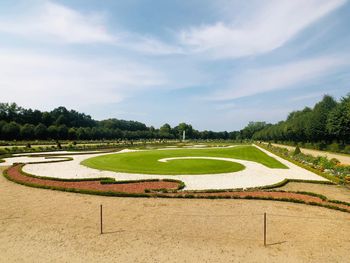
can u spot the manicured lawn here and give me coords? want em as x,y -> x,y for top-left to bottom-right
82,145 -> 287,175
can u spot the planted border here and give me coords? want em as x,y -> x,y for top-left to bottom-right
2,164 -> 349,213
258,144 -> 341,183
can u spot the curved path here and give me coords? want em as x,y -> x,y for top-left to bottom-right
0,145 -> 327,190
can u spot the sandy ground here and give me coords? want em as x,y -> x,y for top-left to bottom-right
276,182 -> 350,203
1,167 -> 349,263
15,145 -> 326,190
271,143 -> 350,165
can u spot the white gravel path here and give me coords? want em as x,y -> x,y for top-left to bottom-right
0,156 -> 69,166
12,150 -> 100,156
4,145 -> 328,190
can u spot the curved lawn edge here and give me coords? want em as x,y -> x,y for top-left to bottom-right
81,145 -> 287,175
3,164 -> 349,213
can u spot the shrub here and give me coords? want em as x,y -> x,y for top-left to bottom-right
314,142 -> 326,151
327,143 -> 341,153
0,148 -> 7,155
318,156 -> 335,170
304,143 -> 313,149
293,145 -> 301,155
56,141 -> 62,149
330,158 -> 340,165
343,145 -> 350,154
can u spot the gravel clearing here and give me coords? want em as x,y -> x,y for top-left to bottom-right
8,145 -> 327,190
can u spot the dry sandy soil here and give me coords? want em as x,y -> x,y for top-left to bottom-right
1,167 -> 350,263
271,143 -> 350,165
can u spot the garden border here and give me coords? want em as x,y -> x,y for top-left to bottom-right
2,164 -> 349,213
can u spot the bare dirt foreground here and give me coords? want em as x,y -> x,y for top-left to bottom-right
1,168 -> 350,263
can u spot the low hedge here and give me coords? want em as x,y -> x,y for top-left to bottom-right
169,193 -> 349,213
100,177 -> 185,191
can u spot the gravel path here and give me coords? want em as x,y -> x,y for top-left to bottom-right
7,145 -> 327,190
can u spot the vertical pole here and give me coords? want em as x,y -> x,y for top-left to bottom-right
264,212 -> 266,246
100,204 -> 103,235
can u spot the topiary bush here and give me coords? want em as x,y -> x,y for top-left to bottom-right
293,145 -> 301,155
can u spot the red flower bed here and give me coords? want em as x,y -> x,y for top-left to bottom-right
4,164 -> 350,213
6,165 -> 179,194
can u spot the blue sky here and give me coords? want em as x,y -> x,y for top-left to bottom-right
0,0 -> 349,131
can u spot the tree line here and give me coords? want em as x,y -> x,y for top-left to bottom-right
0,103 -> 237,141
240,94 -> 350,145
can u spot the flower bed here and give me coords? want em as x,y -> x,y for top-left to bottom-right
260,143 -> 350,183
3,164 -> 350,213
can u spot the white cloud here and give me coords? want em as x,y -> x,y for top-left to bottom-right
0,49 -> 166,109
123,36 -> 184,55
0,1 -> 185,55
208,56 -> 348,101
0,2 -> 116,44
179,0 -> 346,58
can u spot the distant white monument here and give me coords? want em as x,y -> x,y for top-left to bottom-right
182,130 -> 186,141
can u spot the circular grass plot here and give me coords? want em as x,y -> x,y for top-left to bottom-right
82,150 -> 245,175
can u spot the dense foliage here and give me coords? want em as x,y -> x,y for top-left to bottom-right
241,94 -> 350,146
0,103 -> 236,141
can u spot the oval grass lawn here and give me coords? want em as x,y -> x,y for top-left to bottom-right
82,145 -> 287,175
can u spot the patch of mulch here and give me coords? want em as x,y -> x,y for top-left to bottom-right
6,165 -> 179,194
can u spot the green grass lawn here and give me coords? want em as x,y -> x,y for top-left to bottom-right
82,145 -> 287,175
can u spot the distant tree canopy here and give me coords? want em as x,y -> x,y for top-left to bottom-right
2,93 -> 349,143
0,103 -> 235,141
244,94 -> 350,144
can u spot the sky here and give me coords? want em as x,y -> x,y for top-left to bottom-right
0,0 -> 349,131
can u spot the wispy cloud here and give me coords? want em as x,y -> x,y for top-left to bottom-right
117,34 -> 185,56
0,1 -> 184,55
179,0 -> 346,58
0,49 -> 166,109
208,56 -> 349,101
0,2 -> 116,44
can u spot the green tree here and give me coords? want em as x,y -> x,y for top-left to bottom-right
34,123 -> 48,139
307,95 -> 337,142
2,121 -> 20,140
47,125 -> 59,139
327,94 -> 350,144
159,123 -> 172,138
68,128 -> 77,140
20,124 -> 35,140
57,125 -> 68,139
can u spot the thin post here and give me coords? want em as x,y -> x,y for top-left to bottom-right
100,204 -> 103,235
264,212 -> 267,246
